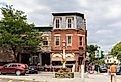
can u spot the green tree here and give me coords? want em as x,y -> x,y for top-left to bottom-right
99,58 -> 105,64
117,51 -> 121,61
87,45 -> 98,64
0,5 -> 42,62
87,45 -> 105,64
110,42 -> 121,61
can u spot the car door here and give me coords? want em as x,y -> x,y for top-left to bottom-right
11,64 -> 18,73
7,64 -> 14,73
2,64 -> 11,73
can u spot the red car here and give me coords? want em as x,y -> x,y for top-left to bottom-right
0,63 -> 28,76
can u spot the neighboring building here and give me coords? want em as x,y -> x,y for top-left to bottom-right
17,26 -> 53,65
36,26 -> 53,66
105,55 -> 120,64
51,12 -> 87,71
0,48 -> 14,65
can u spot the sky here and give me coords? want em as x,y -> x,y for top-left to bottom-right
0,0 -> 121,54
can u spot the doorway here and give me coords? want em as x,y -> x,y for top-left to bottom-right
41,53 -> 50,65
20,53 -> 30,64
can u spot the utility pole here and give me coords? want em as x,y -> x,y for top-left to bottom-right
97,47 -> 101,73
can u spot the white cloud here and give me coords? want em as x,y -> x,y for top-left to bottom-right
96,30 -> 112,35
105,5 -> 121,19
0,0 -> 121,53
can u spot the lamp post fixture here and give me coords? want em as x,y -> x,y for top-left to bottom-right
62,40 -> 66,68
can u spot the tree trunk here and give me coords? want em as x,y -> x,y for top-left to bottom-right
12,46 -> 18,62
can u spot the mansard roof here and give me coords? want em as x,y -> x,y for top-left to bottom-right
52,12 -> 84,19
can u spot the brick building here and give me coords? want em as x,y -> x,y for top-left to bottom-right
51,12 -> 87,71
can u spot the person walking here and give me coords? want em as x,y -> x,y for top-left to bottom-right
109,62 -> 117,82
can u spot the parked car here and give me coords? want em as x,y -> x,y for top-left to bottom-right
0,63 -> 28,76
116,64 -> 121,75
99,64 -> 107,73
28,65 -> 38,74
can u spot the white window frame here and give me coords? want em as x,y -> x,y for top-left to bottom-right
54,17 -> 61,29
42,36 -> 49,46
66,34 -> 72,46
66,17 -> 73,29
54,36 -> 60,47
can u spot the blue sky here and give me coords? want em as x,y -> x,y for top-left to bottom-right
1,0 -> 121,54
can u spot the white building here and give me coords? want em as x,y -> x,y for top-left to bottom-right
105,55 -> 120,64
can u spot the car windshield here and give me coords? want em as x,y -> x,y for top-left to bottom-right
3,64 -> 9,67
100,65 -> 107,68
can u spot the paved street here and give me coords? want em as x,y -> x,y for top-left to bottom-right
0,72 -> 120,82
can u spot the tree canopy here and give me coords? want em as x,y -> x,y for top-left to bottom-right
110,42 -> 121,61
87,45 -> 104,64
0,5 -> 42,62
87,45 -> 98,64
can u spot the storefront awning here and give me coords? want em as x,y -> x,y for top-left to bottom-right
51,54 -> 62,61
51,53 -> 76,61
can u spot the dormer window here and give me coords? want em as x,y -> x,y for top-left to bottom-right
66,17 -> 74,28
56,19 -> 59,28
68,18 -> 72,28
54,17 -> 61,29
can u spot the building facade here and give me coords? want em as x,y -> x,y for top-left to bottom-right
36,27 -> 53,66
51,12 -> 87,71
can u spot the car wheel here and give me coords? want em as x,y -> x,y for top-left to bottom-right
36,71 -> 38,74
15,70 -> 21,76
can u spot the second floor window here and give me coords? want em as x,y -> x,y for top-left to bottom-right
55,36 -> 60,46
43,41 -> 48,46
43,37 -> 48,46
67,36 -> 72,46
79,36 -> 83,46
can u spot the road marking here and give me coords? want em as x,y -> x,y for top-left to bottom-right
8,80 -> 12,82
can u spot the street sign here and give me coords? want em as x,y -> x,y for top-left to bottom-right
95,51 -> 98,58
95,47 -> 102,58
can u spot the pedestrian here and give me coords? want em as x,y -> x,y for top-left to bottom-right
109,62 -> 117,82
86,64 -> 89,73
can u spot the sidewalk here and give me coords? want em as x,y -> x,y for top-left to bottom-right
0,72 -> 120,82
86,73 -> 121,82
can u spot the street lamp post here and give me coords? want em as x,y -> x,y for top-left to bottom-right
97,47 -> 101,73
95,47 -> 101,73
62,40 -> 66,68
79,47 -> 85,82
